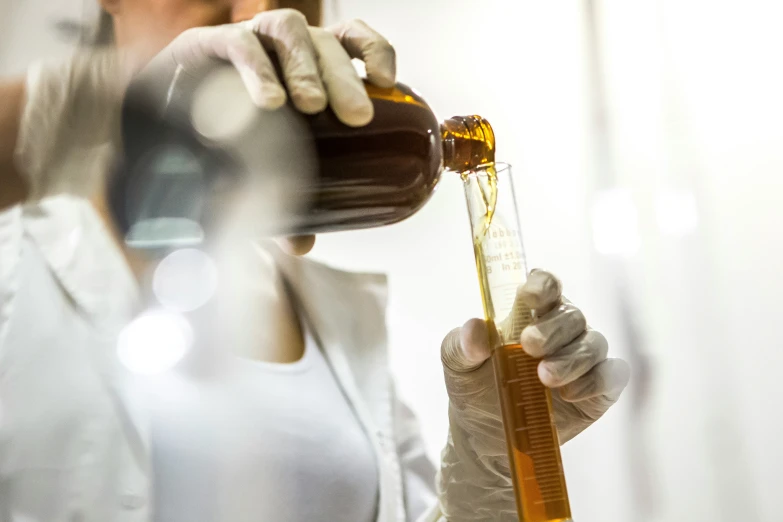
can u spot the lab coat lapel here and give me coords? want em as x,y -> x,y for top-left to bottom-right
22,196 -> 151,474
273,249 -> 405,522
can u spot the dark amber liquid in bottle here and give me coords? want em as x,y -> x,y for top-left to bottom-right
294,83 -> 444,233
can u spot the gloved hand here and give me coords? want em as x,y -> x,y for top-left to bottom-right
15,10 -> 395,199
136,10 -> 395,125
436,270 -> 630,520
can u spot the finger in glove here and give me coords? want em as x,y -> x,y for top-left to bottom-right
519,302 -> 586,358
307,27 -> 373,126
441,319 -> 492,374
516,269 -> 563,317
558,357 -> 630,402
327,19 -> 396,88
537,329 -> 609,388
247,10 -> 327,113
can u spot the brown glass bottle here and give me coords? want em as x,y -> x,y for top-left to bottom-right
293,84 -> 496,233
110,68 -> 496,244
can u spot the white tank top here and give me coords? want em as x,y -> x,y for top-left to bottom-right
143,323 -> 379,522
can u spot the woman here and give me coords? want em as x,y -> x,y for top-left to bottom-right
0,1 -> 630,521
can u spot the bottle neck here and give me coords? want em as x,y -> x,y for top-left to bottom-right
440,116 -> 496,172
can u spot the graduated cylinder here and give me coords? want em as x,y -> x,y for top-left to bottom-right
461,160 -> 573,522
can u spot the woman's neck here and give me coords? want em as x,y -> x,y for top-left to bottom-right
209,241 -> 305,364
92,195 -> 305,365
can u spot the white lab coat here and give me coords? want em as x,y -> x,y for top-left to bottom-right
0,196 -> 445,522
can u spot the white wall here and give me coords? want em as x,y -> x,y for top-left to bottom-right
4,0 -> 783,520
0,0 -> 92,75
596,2 -> 783,521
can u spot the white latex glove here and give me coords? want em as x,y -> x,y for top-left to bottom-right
137,11 -> 395,125
436,270 -> 630,520
15,10 -> 395,198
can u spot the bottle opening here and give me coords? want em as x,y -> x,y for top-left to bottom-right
440,116 -> 496,172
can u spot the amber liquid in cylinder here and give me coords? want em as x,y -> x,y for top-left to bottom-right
466,161 -> 572,520
493,341 -> 572,521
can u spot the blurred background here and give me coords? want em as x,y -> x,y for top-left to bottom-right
3,0 -> 782,520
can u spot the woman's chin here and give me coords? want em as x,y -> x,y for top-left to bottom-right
275,235 -> 316,256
